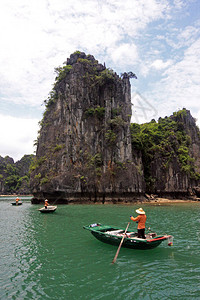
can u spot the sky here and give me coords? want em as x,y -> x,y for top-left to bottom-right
0,0 -> 199,162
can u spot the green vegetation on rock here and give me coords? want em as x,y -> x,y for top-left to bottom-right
130,108 -> 200,190
0,155 -> 35,194
54,65 -> 72,83
85,106 -> 105,119
95,69 -> 115,86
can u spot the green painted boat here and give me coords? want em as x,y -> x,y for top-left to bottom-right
83,223 -> 173,250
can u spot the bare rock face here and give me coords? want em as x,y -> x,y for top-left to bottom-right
30,52 -> 145,203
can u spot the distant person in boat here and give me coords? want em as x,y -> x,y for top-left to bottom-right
44,199 -> 49,209
16,197 -> 20,205
130,208 -> 147,239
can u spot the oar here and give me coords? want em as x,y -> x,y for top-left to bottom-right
112,222 -> 130,264
52,195 -> 62,206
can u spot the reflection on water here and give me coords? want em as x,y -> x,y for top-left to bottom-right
0,200 -> 200,299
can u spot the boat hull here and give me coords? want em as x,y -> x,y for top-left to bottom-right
84,224 -> 172,250
11,202 -> 22,206
91,231 -> 163,249
39,206 -> 57,213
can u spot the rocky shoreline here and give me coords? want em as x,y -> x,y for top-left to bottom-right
30,192 -> 200,204
1,194 -> 199,204
144,197 -> 200,204
143,193 -> 200,204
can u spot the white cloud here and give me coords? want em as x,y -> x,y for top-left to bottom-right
141,38 -> 200,126
162,38 -> 200,95
166,25 -> 200,50
151,59 -> 173,70
0,0 -> 199,159
0,115 -> 39,162
0,0 -> 171,106
173,0 -> 186,9
108,43 -> 138,67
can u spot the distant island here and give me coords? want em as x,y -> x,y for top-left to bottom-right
0,154 -> 34,195
1,51 -> 200,202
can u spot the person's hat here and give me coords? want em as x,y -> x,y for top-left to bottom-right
135,208 -> 145,214
45,199 -> 48,202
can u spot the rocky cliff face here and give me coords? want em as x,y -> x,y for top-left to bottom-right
30,52 -> 145,203
142,109 -> 200,197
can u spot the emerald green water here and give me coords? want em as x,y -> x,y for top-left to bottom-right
0,197 -> 200,299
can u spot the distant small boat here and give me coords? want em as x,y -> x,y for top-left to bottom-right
38,206 -> 57,213
83,223 -> 173,250
11,202 -> 23,206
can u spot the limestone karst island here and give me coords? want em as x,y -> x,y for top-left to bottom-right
28,51 -> 200,204
1,51 -> 200,203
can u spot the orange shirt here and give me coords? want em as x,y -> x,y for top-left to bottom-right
131,214 -> 146,229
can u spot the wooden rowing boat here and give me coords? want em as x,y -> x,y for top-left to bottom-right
83,223 -> 173,250
38,206 -> 57,213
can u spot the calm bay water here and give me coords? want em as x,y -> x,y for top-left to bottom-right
0,197 -> 200,299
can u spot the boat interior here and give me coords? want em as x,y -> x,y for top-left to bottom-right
105,229 -> 157,239
88,224 -> 158,240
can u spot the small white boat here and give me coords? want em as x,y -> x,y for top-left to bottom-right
38,206 -> 57,213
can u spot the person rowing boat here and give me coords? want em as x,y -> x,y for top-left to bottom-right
130,208 -> 147,239
44,199 -> 49,209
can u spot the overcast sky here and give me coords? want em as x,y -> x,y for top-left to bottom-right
0,0 -> 199,161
